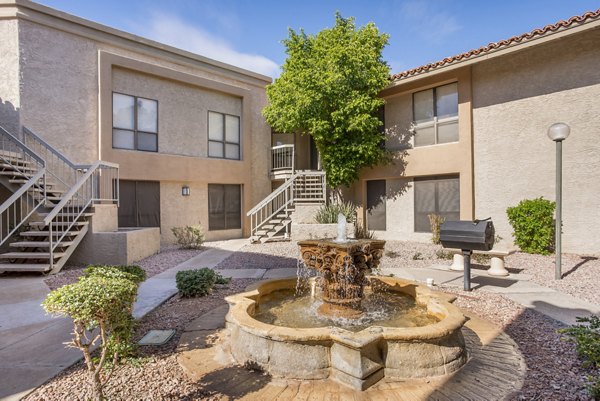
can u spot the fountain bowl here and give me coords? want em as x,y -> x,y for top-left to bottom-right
225,276 -> 468,390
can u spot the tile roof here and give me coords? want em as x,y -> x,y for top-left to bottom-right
391,9 -> 600,82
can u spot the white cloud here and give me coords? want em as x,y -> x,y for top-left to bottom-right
139,12 -> 279,78
400,0 -> 461,44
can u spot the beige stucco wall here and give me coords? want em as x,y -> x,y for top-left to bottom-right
0,18 -> 20,134
4,5 -> 271,243
472,28 -> 600,253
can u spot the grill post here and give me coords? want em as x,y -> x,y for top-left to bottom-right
463,250 -> 473,291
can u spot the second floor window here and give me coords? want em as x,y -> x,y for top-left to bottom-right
208,111 -> 240,160
112,93 -> 158,152
412,83 -> 458,147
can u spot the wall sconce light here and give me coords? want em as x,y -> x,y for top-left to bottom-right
182,185 -> 190,196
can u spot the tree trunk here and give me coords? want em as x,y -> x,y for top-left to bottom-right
90,371 -> 104,401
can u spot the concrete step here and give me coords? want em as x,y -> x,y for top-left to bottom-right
0,263 -> 50,272
28,221 -> 89,228
37,212 -> 93,218
20,230 -> 81,237
10,241 -> 74,248
0,252 -> 65,259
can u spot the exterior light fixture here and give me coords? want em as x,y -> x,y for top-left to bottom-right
547,122 -> 570,280
182,185 -> 190,196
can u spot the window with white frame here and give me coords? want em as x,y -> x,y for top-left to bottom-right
208,111 -> 240,160
112,93 -> 158,152
412,83 -> 458,147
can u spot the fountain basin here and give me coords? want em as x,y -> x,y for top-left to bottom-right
225,277 -> 468,390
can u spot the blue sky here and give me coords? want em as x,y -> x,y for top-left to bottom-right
39,0 -> 600,78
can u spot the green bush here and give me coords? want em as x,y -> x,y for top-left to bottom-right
428,214 -> 445,245
84,264 -> 146,285
506,197 -> 555,255
176,268 -> 230,297
315,201 -> 356,224
171,224 -> 205,249
560,315 -> 600,399
43,275 -> 138,400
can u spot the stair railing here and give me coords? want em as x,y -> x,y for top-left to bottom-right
0,126 -> 47,246
247,171 -> 326,238
44,160 -> 119,270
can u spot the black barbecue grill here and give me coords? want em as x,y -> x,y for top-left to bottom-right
440,219 -> 495,291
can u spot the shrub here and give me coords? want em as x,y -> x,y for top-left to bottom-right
176,268 -> 230,297
560,315 -> 600,399
506,197 -> 555,255
428,214 -> 445,245
84,264 -> 146,285
42,275 -> 138,400
435,249 -> 453,260
315,201 -> 356,224
412,252 -> 423,260
354,223 -> 375,239
171,224 -> 205,249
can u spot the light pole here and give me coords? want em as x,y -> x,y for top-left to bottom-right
547,122 -> 570,280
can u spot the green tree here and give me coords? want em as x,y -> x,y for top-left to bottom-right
263,13 -> 390,188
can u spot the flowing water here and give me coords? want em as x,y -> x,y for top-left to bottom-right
253,287 -> 439,332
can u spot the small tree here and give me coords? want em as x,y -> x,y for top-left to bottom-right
428,214 -> 445,245
506,197 -> 555,255
42,275 -> 138,400
263,13 -> 390,188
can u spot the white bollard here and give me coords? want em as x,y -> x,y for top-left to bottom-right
487,257 -> 509,276
450,253 -> 464,271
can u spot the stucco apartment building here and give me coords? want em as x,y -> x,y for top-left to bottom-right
352,10 -> 600,254
0,0 -> 272,252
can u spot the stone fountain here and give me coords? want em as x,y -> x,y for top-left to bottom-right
225,214 -> 468,390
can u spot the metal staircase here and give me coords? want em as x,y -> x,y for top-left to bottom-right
0,126 -> 118,274
247,171 -> 326,243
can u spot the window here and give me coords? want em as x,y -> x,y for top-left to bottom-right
112,93 -> 158,152
208,111 -> 240,159
118,180 -> 160,227
208,184 -> 242,230
412,83 -> 458,147
366,180 -> 386,230
414,176 -> 459,232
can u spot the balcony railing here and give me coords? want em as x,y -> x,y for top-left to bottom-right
271,144 -> 294,174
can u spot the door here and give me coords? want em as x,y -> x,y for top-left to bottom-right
366,180 -> 386,231
118,180 -> 160,227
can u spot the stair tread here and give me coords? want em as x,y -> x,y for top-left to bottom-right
0,252 -> 65,258
37,212 -> 93,217
20,231 -> 82,237
0,163 -> 37,171
10,241 -> 74,248
0,263 -> 51,272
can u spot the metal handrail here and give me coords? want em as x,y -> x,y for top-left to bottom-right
271,144 -> 295,172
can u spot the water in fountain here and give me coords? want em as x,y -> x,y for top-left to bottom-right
334,213 -> 347,243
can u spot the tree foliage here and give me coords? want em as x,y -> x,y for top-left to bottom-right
263,13 -> 390,187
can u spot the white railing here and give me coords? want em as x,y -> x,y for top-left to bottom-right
0,126 -> 47,246
247,171 -> 326,238
271,144 -> 294,173
45,160 -> 119,269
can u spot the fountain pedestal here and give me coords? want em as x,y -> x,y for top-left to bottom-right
298,239 -> 386,318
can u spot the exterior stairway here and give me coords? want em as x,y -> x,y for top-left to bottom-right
0,126 -> 118,274
248,171 -> 326,243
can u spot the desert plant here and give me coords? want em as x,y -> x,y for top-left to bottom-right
435,249 -> 453,260
428,214 -> 446,245
315,201 -> 356,224
175,268 -> 230,297
354,222 -> 375,239
42,275 -> 138,400
560,315 -> 600,399
412,252 -> 424,260
171,224 -> 205,249
506,197 -> 555,255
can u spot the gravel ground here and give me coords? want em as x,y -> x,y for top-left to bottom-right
44,245 -> 206,290
25,279 -> 255,401
214,241 -> 299,270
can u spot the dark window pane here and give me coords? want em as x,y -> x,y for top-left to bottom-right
366,180 -> 386,231
209,184 -> 241,230
414,176 -> 460,232
118,180 -> 160,228
208,184 -> 225,230
138,132 -> 158,152
118,180 -> 137,227
224,185 -> 241,229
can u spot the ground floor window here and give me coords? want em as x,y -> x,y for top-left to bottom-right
366,179 -> 386,231
414,175 -> 459,232
208,184 -> 241,230
118,180 -> 160,227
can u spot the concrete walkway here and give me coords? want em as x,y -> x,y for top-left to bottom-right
0,239 -> 248,401
380,264 -> 600,325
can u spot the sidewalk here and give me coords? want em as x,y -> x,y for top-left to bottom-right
0,239 -> 248,401
380,264 -> 600,325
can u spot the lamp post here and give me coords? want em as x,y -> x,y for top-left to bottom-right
547,122 -> 570,280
